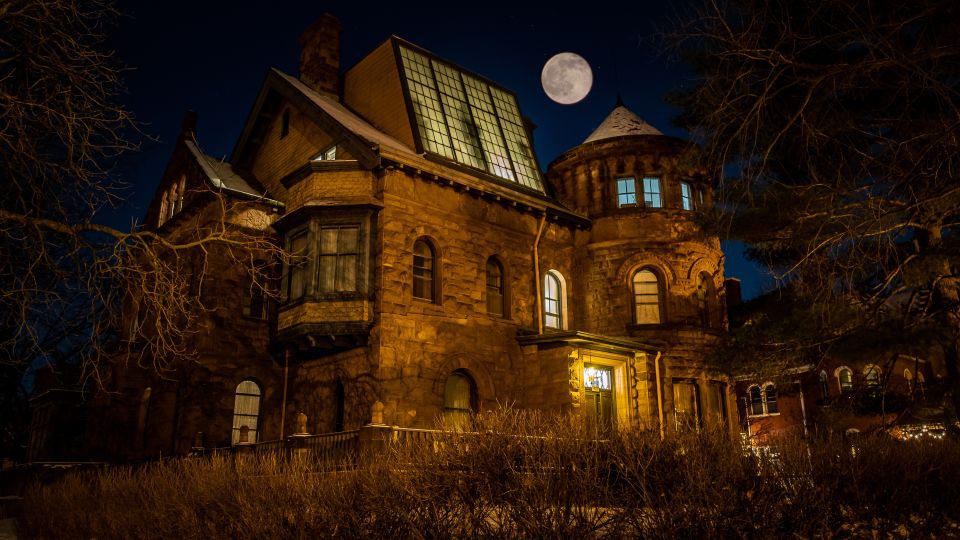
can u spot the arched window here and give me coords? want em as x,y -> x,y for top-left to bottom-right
543,271 -> 565,329
863,365 -> 881,387
158,192 -> 169,227
819,370 -> 830,399
413,239 -> 436,302
486,258 -> 504,316
747,383 -> 779,416
917,372 -> 925,396
696,272 -> 712,327
632,269 -> 661,324
837,367 -> 853,394
232,380 -> 262,445
443,371 -> 476,430
904,369 -> 913,392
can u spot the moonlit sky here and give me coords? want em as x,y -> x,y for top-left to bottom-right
109,0 -> 769,298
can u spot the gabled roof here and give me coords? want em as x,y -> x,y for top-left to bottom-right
583,105 -> 663,143
184,140 -> 279,204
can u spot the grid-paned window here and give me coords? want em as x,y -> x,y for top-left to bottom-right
750,386 -> 764,415
681,182 -> 693,210
748,384 -> 779,415
287,231 -> 309,300
632,269 -> 661,324
318,225 -> 359,293
486,258 -> 504,316
617,177 -> 637,207
398,44 -> 544,192
543,272 -> 563,329
838,367 -> 853,393
413,239 -> 435,301
232,380 -> 261,445
643,177 -> 662,208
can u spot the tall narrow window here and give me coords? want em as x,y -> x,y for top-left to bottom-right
232,380 -> 262,445
820,370 -> 830,399
673,380 -> 700,431
413,239 -> 436,302
697,273 -> 711,327
543,271 -> 563,329
158,193 -> 169,227
837,367 -> 853,394
176,177 -> 186,213
904,369 -> 913,392
681,182 -> 693,210
748,384 -> 779,415
749,385 -> 764,415
764,384 -> 778,414
486,258 -> 504,316
642,177 -> 662,208
616,177 -> 637,207
632,269 -> 661,324
705,382 -> 727,427
318,225 -> 360,293
280,109 -> 290,139
443,371 -> 476,430
242,283 -> 267,319
287,231 -> 309,300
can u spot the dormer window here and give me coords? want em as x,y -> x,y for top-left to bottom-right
313,145 -> 337,161
616,177 -> 637,207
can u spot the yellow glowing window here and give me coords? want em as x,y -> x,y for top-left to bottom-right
398,44 -> 544,193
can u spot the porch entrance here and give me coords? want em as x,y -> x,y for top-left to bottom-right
584,365 -> 615,436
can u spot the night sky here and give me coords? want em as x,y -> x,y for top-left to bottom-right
109,0 -> 768,298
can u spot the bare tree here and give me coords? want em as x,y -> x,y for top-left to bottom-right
0,0 -> 286,460
668,0 -> 960,414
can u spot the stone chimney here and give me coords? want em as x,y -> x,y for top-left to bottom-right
298,14 -> 341,98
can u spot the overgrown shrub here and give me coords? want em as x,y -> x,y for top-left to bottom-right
18,409 -> 960,539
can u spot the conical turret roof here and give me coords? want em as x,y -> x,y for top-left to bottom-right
583,101 -> 662,143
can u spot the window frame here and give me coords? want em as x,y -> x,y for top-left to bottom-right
286,228 -> 310,301
836,366 -> 854,394
673,379 -> 701,431
443,370 -> 477,430
485,257 -> 506,317
543,270 -> 566,330
413,238 -> 438,303
317,223 -> 361,294
616,177 -> 638,207
631,268 -> 663,325
681,181 -> 693,210
746,382 -> 780,417
232,379 -> 262,445
642,176 -> 662,208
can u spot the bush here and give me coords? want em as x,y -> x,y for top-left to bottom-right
18,409 -> 960,539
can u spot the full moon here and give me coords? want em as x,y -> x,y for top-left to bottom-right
541,52 -> 593,105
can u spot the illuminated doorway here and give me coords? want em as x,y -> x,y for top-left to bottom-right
584,365 -> 615,436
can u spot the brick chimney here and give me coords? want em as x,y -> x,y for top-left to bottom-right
298,14 -> 341,98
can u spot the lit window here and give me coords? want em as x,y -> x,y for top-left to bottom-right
632,269 -> 661,324
397,44 -> 544,192
584,366 -> 612,390
543,271 -> 564,329
904,369 -> 913,392
313,146 -> 337,161
616,177 -> 637,207
443,371 -> 476,430
673,380 -> 700,431
485,258 -> 504,316
747,383 -> 779,416
232,380 -> 262,445
318,225 -> 360,293
837,367 -> 853,393
413,239 -> 436,302
642,177 -> 662,208
863,365 -> 881,387
681,182 -> 693,210
287,231 -> 309,300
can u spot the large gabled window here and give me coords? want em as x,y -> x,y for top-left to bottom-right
397,43 -> 544,192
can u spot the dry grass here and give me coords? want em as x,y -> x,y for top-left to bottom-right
18,409 -> 960,539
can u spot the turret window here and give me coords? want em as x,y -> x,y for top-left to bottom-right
642,177 -> 662,208
681,182 -> 693,210
616,177 -> 637,207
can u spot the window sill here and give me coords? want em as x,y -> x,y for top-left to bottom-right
747,412 -> 780,418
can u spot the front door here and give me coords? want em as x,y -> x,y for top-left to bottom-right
584,365 -> 615,436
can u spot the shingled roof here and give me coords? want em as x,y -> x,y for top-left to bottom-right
583,104 -> 663,143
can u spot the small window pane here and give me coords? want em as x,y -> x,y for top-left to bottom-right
543,272 -> 562,329
486,259 -> 504,316
765,385 -> 778,414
